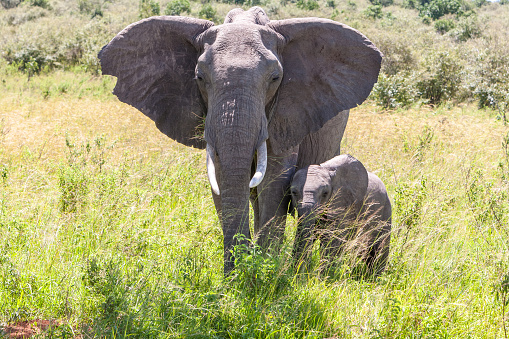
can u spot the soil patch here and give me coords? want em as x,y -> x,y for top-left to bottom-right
2,320 -> 59,339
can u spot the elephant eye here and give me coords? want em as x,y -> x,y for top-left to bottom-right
322,191 -> 329,198
195,70 -> 204,81
270,72 -> 280,82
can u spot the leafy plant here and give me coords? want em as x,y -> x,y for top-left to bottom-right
230,234 -> 292,301
139,0 -> 160,19
164,0 -> 191,15
417,51 -> 463,105
434,18 -> 455,33
369,0 -> 393,6
364,4 -> 383,19
296,0 -> 319,10
450,14 -> 482,41
199,3 -> 216,21
371,73 -> 417,109
29,0 -> 50,9
419,0 -> 463,20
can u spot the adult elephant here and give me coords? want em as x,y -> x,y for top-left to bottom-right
98,7 -> 382,274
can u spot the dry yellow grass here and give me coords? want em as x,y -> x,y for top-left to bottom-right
0,96 -> 201,163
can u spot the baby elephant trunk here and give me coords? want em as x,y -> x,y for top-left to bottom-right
293,203 -> 320,264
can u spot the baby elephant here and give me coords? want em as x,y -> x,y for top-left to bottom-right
290,154 -> 391,275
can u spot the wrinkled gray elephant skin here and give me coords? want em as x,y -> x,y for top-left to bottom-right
98,7 -> 382,274
290,154 -> 391,275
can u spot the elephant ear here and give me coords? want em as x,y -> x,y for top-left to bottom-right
322,155 -> 369,217
267,18 -> 382,154
98,16 -> 214,149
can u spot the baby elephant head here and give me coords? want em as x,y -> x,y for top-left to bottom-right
290,155 -> 369,260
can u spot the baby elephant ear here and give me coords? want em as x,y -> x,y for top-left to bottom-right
99,16 -> 214,149
322,154 -> 369,204
267,18 -> 382,154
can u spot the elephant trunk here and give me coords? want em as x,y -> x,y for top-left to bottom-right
207,141 -> 267,196
205,92 -> 268,274
294,204 -> 319,264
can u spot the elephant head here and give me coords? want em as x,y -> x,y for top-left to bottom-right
290,154 -> 369,261
98,7 -> 382,273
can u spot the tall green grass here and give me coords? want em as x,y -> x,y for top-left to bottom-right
1,75 -> 509,336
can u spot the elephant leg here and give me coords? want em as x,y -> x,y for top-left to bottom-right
365,220 -> 391,276
254,144 -> 298,248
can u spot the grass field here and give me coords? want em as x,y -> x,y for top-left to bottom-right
0,70 -> 508,337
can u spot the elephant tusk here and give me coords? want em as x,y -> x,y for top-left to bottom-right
249,140 -> 267,188
206,144 -> 220,196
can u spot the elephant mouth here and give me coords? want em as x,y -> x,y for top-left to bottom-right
206,140 -> 268,196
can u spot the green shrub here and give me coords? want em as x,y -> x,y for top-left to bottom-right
417,52 -> 463,105
364,4 -> 383,19
29,0 -> 50,9
139,0 -> 160,19
3,47 -> 52,75
419,0 -> 462,20
164,0 -> 191,15
369,0 -> 393,6
450,14 -> 482,41
326,0 -> 335,8
78,0 -> 104,18
296,0 -> 319,10
4,7 -> 48,26
371,73 -> 417,109
434,18 -> 455,34
59,165 -> 88,213
394,177 -> 427,230
199,4 -> 217,21
471,52 -> 509,112
473,0 -> 486,7
230,236 -> 292,301
373,35 -> 415,75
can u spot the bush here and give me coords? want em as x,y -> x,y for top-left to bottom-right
199,4 -> 216,21
78,0 -> 104,18
419,0 -> 463,20
416,52 -> 463,105
139,0 -> 160,19
4,7 -> 47,26
29,0 -> 50,9
470,52 -> 509,111
450,14 -> 482,41
164,0 -> 191,15
369,0 -> 393,6
434,18 -> 455,34
371,73 -> 417,109
3,47 -> 53,76
296,0 -> 319,10
373,34 -> 415,75
364,4 -> 383,19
